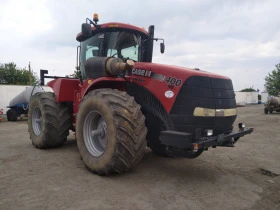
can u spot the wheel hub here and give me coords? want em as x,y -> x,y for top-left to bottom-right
83,111 -> 108,157
32,107 -> 42,136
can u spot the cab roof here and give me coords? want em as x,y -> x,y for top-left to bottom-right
76,22 -> 149,42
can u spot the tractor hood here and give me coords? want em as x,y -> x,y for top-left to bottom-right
133,62 -> 229,81
126,62 -> 234,114
128,62 -> 236,134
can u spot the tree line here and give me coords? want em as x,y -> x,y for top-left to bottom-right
265,63 -> 280,96
1,62 -> 279,96
0,62 -> 37,85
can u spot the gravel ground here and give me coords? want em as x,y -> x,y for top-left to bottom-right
0,104 -> 279,210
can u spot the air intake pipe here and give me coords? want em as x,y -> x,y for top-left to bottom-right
85,57 -> 134,78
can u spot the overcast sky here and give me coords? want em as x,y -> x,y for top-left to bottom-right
0,0 -> 279,91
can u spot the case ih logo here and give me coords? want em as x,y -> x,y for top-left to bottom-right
132,69 -> 152,77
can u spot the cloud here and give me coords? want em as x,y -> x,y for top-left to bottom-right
0,0 -> 279,91
0,0 -> 52,38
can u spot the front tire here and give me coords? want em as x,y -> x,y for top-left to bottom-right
28,92 -> 71,149
264,108 -> 268,114
6,110 -> 11,121
7,109 -> 17,121
76,89 -> 147,175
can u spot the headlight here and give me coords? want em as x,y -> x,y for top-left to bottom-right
205,129 -> 213,136
238,123 -> 245,129
193,108 -> 215,117
194,107 -> 237,117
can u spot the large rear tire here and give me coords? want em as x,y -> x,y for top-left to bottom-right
76,89 -> 147,175
28,92 -> 71,149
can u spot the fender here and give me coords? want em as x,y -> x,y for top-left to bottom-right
75,77 -> 126,114
81,77 -> 126,98
48,77 -> 126,102
48,78 -> 80,102
48,77 -> 126,117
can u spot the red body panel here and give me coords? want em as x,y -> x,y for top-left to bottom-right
126,62 -> 229,113
48,78 -> 80,102
47,64 -> 230,123
81,77 -> 126,97
77,77 -> 125,113
48,77 -> 126,122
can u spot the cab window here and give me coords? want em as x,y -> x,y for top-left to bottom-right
80,33 -> 103,78
106,31 -> 141,61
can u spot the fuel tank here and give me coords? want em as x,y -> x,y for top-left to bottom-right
9,86 -> 45,107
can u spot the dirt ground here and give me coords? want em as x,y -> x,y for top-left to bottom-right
0,105 -> 279,210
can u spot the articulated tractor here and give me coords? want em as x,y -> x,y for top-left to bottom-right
28,14 -> 253,175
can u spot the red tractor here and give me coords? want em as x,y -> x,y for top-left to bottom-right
28,14 -> 253,175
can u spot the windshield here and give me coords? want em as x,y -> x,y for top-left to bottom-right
106,31 -> 142,62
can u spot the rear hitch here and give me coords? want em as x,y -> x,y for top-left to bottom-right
220,137 -> 235,147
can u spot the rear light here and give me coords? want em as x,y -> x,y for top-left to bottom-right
193,143 -> 199,152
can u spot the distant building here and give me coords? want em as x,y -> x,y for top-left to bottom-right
235,91 -> 258,106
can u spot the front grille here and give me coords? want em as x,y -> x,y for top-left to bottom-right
170,76 -> 237,135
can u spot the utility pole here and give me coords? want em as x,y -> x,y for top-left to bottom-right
28,62 -> 31,85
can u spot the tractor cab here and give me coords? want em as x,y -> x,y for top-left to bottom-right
76,14 -> 164,79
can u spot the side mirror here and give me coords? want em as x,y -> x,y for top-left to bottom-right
160,42 -> 165,54
81,23 -> 91,37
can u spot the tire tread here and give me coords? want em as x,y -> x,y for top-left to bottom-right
28,92 -> 71,149
78,89 -> 147,175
